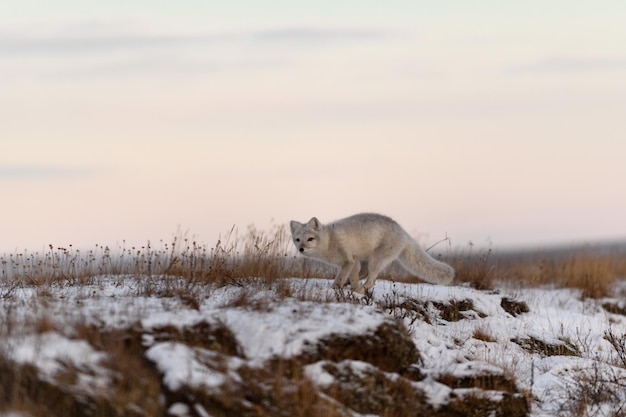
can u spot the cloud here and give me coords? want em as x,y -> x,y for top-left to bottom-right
58,55 -> 284,79
0,26 -> 389,56
0,24 -> 391,79
510,56 -> 626,74
0,33 -> 207,55
0,165 -> 101,180
249,28 -> 387,43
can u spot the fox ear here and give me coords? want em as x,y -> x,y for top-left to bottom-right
307,217 -> 321,230
290,220 -> 303,234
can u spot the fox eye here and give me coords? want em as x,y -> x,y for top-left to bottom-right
296,238 -> 300,242
307,237 -> 314,242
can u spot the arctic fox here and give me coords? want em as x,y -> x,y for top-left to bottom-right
290,213 -> 455,293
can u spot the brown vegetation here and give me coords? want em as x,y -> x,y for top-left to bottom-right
1,228 -> 626,416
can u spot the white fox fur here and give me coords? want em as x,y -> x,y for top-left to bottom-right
290,213 -> 455,293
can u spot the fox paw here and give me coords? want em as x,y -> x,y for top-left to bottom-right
353,286 -> 366,295
332,281 -> 351,290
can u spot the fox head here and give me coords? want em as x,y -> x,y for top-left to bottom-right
290,217 -> 323,257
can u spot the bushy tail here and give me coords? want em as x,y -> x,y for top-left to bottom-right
398,241 -> 455,285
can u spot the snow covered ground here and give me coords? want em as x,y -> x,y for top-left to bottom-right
2,275 -> 626,416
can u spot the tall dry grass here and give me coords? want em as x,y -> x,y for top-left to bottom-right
496,246 -> 626,298
1,226 -> 625,298
0,225 -> 333,290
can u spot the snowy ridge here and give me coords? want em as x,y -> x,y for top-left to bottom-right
2,276 -> 626,416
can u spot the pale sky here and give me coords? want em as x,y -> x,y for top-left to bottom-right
2,1 -> 626,253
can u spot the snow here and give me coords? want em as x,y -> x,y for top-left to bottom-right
9,332 -> 105,374
6,331 -> 110,394
2,275 -> 626,416
220,301 -> 385,363
148,343 -> 226,391
146,342 -> 243,392
303,361 -> 336,388
168,403 -> 190,416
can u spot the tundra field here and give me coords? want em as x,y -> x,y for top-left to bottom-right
1,226 -> 626,417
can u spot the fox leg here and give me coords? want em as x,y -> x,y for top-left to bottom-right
355,256 -> 395,293
348,261 -> 367,289
359,261 -> 369,279
332,261 -> 356,289
348,262 -> 362,288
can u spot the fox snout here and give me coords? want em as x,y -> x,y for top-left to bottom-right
299,247 -> 305,253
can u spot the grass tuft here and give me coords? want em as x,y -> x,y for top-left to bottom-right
496,247 -> 626,298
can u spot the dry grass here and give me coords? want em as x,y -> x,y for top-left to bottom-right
450,245 -> 497,290
2,227 -> 625,299
495,247 -> 626,298
557,360 -> 626,417
445,243 -> 626,299
0,225 -> 333,291
473,326 -> 498,343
